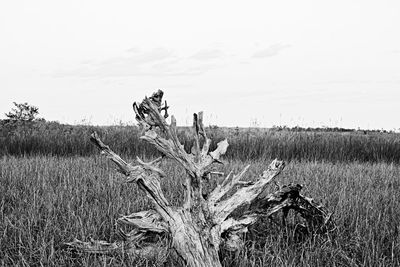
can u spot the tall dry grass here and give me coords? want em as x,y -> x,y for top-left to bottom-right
1,156 -> 399,266
1,120 -> 400,163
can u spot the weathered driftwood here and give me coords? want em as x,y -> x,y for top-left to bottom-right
65,90 -> 334,266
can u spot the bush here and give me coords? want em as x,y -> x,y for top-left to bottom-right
4,102 -> 40,122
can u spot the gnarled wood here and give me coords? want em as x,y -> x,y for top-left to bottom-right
66,90 -> 335,266
117,210 -> 168,234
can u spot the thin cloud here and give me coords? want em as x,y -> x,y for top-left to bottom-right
99,47 -> 175,66
126,47 -> 142,53
252,43 -> 291,58
190,49 -> 225,60
54,47 -> 220,78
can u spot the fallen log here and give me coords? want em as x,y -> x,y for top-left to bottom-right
65,90 -> 334,266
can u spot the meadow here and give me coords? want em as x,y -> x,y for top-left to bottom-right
0,122 -> 400,266
1,120 -> 400,163
1,156 -> 399,266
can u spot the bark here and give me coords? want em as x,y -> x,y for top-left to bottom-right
65,90 -> 335,266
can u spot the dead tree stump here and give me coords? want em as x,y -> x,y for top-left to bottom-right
65,90 -> 334,266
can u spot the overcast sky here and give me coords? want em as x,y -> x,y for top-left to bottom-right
1,0 -> 399,130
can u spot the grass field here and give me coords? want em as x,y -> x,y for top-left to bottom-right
1,156 -> 399,266
2,120 -> 400,163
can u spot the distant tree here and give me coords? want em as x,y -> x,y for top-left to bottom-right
5,102 -> 40,121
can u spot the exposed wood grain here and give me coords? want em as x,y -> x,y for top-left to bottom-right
66,90 -> 334,266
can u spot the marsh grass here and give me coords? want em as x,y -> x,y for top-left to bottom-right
1,156 -> 399,266
2,121 -> 400,163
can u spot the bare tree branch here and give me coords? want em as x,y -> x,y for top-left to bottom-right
90,132 -> 173,221
64,237 -> 168,263
212,159 -> 285,223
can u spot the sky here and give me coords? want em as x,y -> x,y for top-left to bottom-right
0,0 -> 399,130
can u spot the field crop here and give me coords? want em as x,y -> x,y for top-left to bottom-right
1,156 -> 399,266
